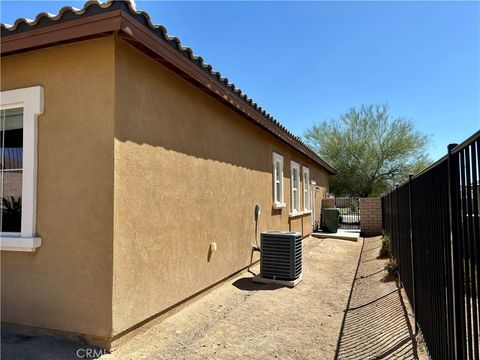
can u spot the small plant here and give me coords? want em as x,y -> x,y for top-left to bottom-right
1,196 -> 22,232
2,196 -> 22,215
378,235 -> 392,258
350,202 -> 358,213
383,258 -> 399,282
384,258 -> 398,274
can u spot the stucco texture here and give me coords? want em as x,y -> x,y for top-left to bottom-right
111,39 -> 329,336
1,35 -> 329,343
1,38 -> 115,339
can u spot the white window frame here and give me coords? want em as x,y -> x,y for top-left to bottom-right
311,180 -> 317,227
272,152 -> 285,209
290,160 -> 301,216
303,166 -> 311,213
1,86 -> 43,252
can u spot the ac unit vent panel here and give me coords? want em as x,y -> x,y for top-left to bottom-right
260,231 -> 302,281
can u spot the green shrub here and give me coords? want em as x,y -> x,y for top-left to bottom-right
384,258 -> 398,275
378,236 -> 392,258
350,202 -> 358,213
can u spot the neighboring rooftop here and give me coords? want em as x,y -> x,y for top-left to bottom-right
1,0 -> 336,174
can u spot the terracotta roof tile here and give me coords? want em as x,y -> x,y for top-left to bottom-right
1,0 -> 336,174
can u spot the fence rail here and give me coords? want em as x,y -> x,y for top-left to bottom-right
335,197 -> 360,229
382,130 -> 479,360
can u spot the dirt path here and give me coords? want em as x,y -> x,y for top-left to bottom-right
335,236 -> 429,360
2,236 -> 432,360
97,236 -> 362,360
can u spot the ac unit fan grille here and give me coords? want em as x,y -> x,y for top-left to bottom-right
260,232 -> 302,281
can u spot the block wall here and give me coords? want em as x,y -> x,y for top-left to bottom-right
321,198 -> 335,209
359,197 -> 382,236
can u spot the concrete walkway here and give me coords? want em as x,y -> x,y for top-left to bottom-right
335,236 -> 428,359
313,229 -> 360,241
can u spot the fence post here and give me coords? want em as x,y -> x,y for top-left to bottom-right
447,143 -> 463,360
395,184 -> 401,287
390,193 -> 394,245
408,174 -> 418,334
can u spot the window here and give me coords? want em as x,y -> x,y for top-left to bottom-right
303,166 -> 310,211
1,86 -> 43,252
1,108 -> 23,233
272,152 -> 285,208
290,160 -> 301,214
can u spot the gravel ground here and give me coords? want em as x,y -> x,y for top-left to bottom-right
2,236 -> 428,360
101,236 -> 362,360
336,236 -> 429,360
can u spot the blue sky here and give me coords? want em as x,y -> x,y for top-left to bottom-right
2,1 -> 479,160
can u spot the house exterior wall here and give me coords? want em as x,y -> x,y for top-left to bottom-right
1,35 -> 330,343
112,38 -> 329,336
1,38 -> 115,339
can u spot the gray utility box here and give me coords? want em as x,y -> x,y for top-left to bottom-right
260,231 -> 302,281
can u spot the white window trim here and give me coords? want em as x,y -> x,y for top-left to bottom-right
303,166 -> 311,211
272,152 -> 286,209
289,211 -> 304,218
1,86 -> 44,252
310,180 -> 317,227
290,160 -> 301,215
310,180 -> 317,214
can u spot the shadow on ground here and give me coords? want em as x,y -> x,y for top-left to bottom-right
1,327 -> 108,360
231,277 -> 285,291
2,236 -> 364,360
335,237 -> 421,360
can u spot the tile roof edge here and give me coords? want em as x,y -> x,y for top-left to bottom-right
1,0 -> 337,174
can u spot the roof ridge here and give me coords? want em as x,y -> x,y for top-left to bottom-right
1,0 -> 336,173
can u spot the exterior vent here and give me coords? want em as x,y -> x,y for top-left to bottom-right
260,231 -> 302,281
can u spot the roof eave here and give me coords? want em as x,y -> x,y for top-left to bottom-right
1,5 -> 337,175
117,12 -> 337,174
1,10 -> 122,55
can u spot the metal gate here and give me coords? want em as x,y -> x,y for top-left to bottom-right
335,197 -> 360,229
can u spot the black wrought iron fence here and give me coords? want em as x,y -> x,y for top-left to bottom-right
335,197 -> 360,229
382,130 -> 479,360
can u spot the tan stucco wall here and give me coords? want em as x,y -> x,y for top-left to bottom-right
1,35 -> 329,341
112,38 -> 329,336
1,38 -> 115,338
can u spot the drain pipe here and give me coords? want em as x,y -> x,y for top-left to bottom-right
248,204 -> 261,276
252,204 -> 261,252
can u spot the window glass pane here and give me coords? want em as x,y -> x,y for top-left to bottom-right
1,108 -> 23,232
273,157 -> 283,203
304,172 -> 308,208
293,189 -> 297,210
